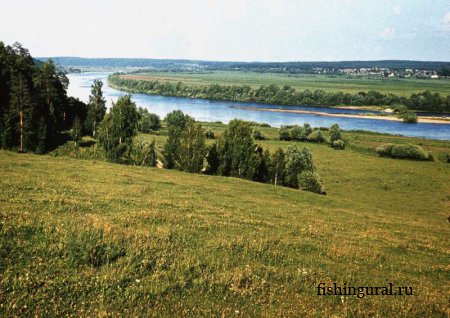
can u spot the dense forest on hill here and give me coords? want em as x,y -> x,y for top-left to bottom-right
0,42 -> 89,153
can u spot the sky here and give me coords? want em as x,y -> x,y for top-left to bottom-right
1,0 -> 450,62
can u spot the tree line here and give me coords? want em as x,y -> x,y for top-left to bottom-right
95,97 -> 325,194
0,42 -> 109,153
108,75 -> 450,113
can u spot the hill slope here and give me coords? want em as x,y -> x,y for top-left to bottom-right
0,150 -> 448,317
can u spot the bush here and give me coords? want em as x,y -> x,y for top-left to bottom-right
306,130 -> 325,143
279,126 -> 291,141
399,111 -> 418,123
138,109 -> 161,133
332,139 -> 345,149
376,144 -> 395,157
205,128 -> 215,139
298,171 -> 325,194
252,128 -> 265,140
329,124 -> 343,144
290,125 -> 305,141
376,143 -> 429,160
130,140 -> 158,167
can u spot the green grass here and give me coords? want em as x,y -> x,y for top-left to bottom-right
122,71 -> 450,96
1,129 -> 449,316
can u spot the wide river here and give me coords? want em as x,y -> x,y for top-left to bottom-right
67,72 -> 449,140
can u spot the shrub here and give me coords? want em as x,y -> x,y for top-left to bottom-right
391,144 -> 428,160
329,124 -> 343,144
290,125 -> 305,141
399,111 -> 418,123
332,139 -> 345,149
306,130 -> 325,143
303,123 -> 313,136
279,126 -> 291,141
130,140 -> 157,167
138,109 -> 161,133
376,143 -> 429,160
298,171 -> 325,194
376,144 -> 395,157
252,128 -> 265,140
205,127 -> 215,139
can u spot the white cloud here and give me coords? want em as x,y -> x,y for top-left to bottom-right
393,5 -> 401,15
442,12 -> 450,31
379,27 -> 396,39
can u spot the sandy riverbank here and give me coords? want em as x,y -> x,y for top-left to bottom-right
229,106 -> 450,124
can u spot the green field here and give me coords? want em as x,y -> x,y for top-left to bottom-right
122,71 -> 450,96
1,127 -> 449,317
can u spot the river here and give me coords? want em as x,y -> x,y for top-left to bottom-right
67,72 -> 449,140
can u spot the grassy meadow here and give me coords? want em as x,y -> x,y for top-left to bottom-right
1,125 -> 449,317
122,71 -> 450,96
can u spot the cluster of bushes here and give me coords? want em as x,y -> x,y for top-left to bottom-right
392,104 -> 418,123
161,113 -> 325,194
137,107 -> 161,133
279,123 -> 345,149
376,143 -> 430,161
108,74 -> 450,112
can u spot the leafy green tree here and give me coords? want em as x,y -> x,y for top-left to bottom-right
279,126 -> 291,141
329,123 -> 343,144
86,79 -> 106,137
163,110 -> 192,168
217,119 -> 253,178
298,171 -> 325,194
98,95 -> 139,163
285,145 -> 316,188
138,107 -> 161,133
177,119 -> 206,173
303,123 -> 312,136
247,146 -> 271,182
290,125 -> 304,141
270,148 -> 285,186
307,130 -> 325,143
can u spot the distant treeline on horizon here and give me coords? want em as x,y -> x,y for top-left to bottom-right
37,57 -> 450,72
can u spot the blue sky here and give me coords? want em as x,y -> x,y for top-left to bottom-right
1,0 -> 449,61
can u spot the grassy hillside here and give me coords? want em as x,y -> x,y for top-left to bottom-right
1,129 -> 449,316
121,71 -> 450,96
